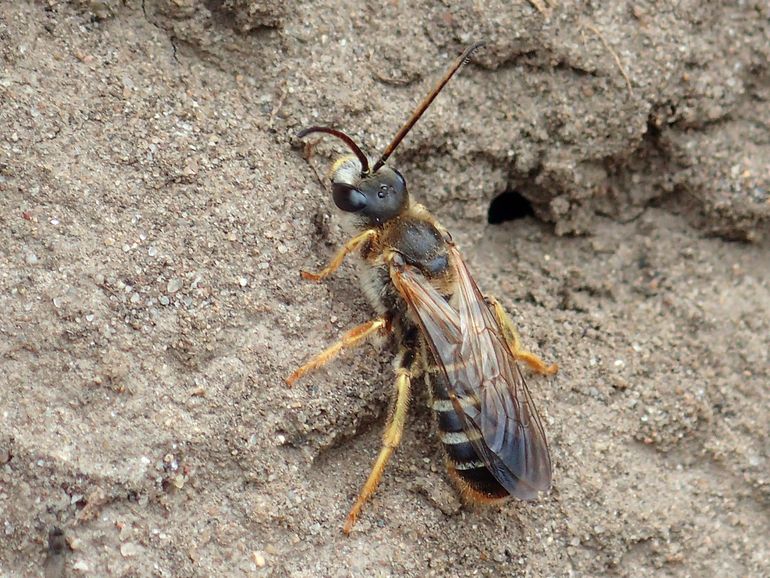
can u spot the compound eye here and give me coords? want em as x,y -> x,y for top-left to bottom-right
332,182 -> 367,213
392,169 -> 406,190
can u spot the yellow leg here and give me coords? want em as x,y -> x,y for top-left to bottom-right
286,317 -> 388,386
301,229 -> 378,281
343,367 -> 412,535
487,296 -> 558,375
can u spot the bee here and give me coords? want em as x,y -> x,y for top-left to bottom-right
288,43 -> 557,534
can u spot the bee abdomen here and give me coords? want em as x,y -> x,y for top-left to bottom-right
430,378 -> 509,502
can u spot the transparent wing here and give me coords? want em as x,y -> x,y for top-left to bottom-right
391,246 -> 551,498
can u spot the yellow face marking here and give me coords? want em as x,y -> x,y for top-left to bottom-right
329,154 -> 364,184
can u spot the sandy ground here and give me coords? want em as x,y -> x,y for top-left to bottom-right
1,1 -> 769,576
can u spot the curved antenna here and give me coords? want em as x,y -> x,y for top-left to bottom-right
371,42 -> 485,173
297,126 -> 370,175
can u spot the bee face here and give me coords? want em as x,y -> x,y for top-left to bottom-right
331,157 -> 409,226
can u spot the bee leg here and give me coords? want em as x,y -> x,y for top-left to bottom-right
286,317 -> 389,386
343,367 -> 412,535
301,229 -> 378,281
486,296 -> 558,375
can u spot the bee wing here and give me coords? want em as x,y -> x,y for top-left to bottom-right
391,246 -> 551,498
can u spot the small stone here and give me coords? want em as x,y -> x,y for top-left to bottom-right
119,524 -> 132,540
86,314 -> 94,322
183,157 -> 199,175
120,542 -> 140,557
167,278 -> 182,293
253,552 -> 266,567
258,262 -> 269,270
148,246 -> 158,257
72,560 -> 89,571
159,296 -> 170,306
239,277 -> 248,287
24,252 -> 38,264
130,293 -> 140,304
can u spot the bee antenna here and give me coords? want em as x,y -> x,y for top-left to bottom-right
296,126 -> 370,175
371,41 -> 485,173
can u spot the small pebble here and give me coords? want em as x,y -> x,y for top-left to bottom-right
148,246 -> 158,257
253,552 -> 266,567
239,277 -> 248,287
120,543 -> 140,557
24,253 -> 38,264
130,293 -> 140,304
167,278 -> 182,293
159,296 -> 170,306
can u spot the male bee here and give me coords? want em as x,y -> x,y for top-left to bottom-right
288,43 -> 557,534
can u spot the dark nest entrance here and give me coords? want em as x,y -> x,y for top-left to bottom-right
487,190 -> 534,224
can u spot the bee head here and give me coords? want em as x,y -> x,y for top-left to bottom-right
297,127 -> 409,227
297,43 -> 484,227
329,156 -> 409,226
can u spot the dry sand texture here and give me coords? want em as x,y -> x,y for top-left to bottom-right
1,1 -> 769,576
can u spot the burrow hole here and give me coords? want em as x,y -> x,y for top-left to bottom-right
487,190 -> 534,224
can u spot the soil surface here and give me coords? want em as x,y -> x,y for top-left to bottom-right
1,1 -> 768,577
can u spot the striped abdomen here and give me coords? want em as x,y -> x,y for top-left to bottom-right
426,360 -> 509,502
